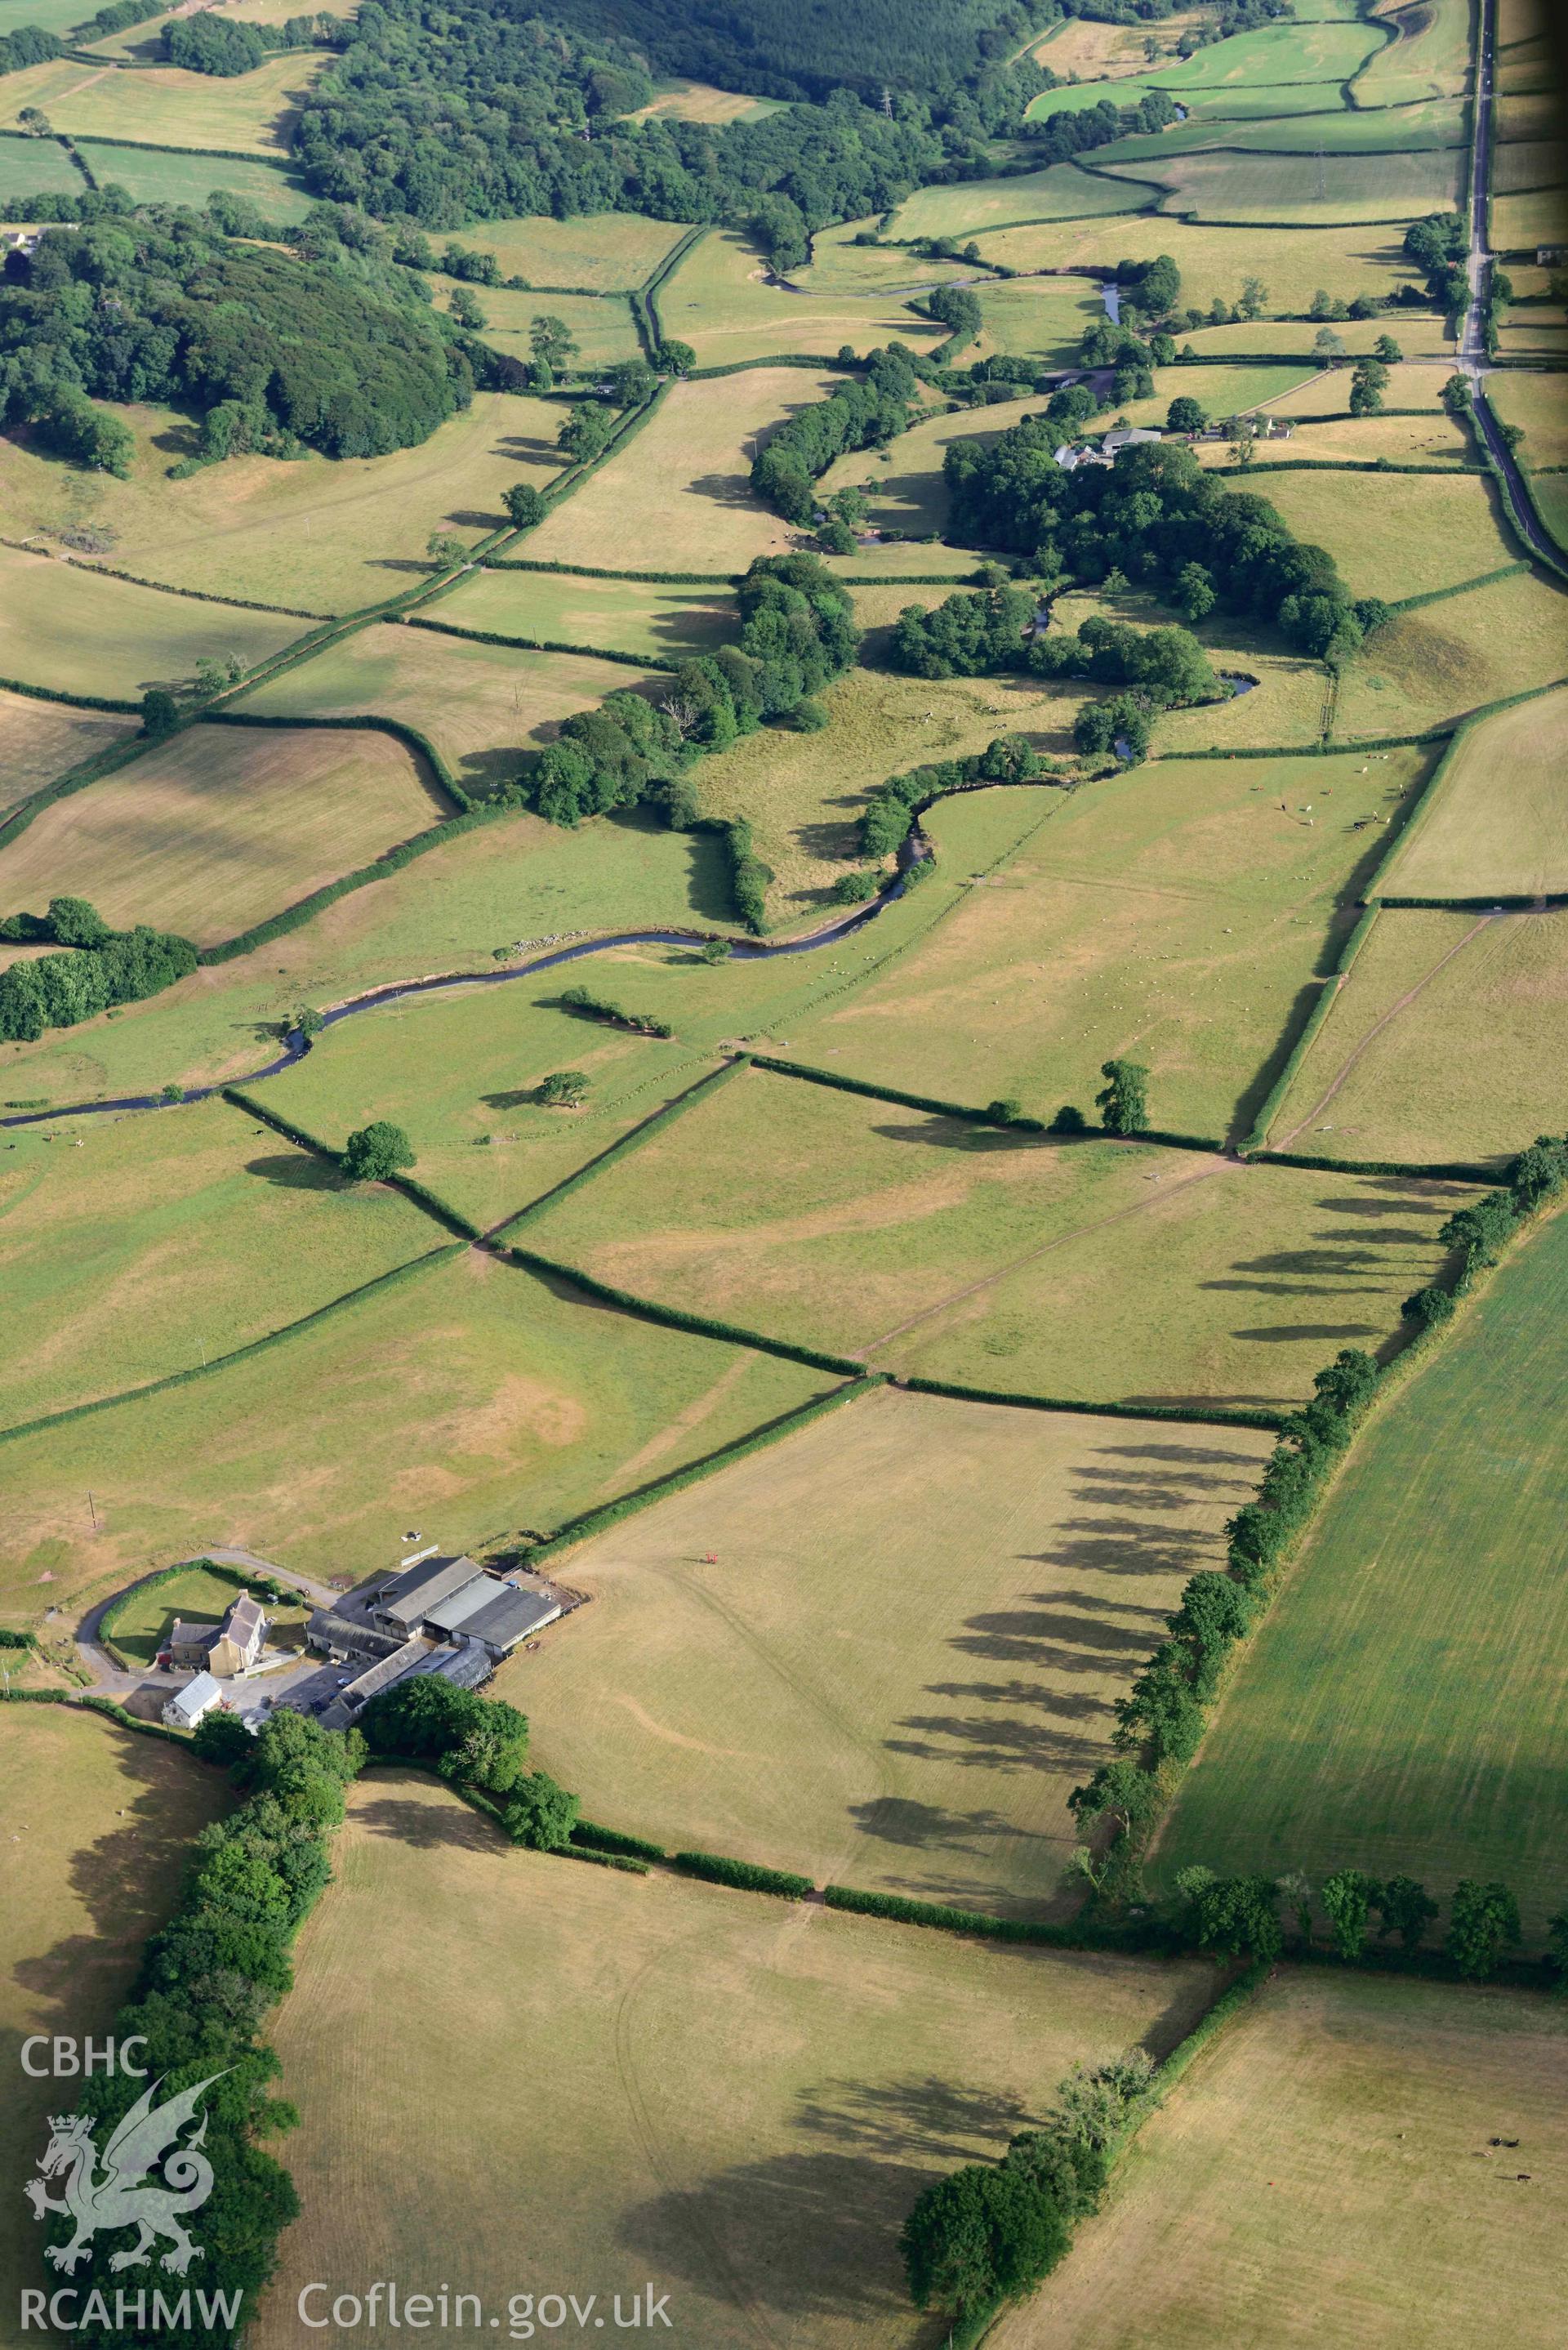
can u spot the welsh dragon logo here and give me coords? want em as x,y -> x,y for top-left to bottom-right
24,2074 -> 224,2276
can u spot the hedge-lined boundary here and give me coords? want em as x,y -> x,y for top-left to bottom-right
0,667 -> 139,715
223,1085 -> 484,1239
498,1056 -> 747,1235
686,352 -> 852,380
1471,393 -> 1568,581
405,613 -> 677,671
1208,458 -> 1484,479
1386,559 -> 1529,613
894,1374 -> 1288,1434
1380,890 -> 1568,912
95,1555 -> 281,1673
1155,728 -> 1446,764
69,130 -> 308,166
672,1850 -> 817,1897
572,1820 -> 666,1861
0,1244 -> 462,1449
201,702 -> 467,814
0,1687 -> 190,1748
822,1882 -> 1116,1947
747,1051 -> 1224,1153
1239,902 -> 1381,1154
502,1240 -> 870,1376
56,560 -> 330,621
484,558 -> 737,583
635,222 -> 706,355
0,726 -> 152,861
1251,1147 -> 1496,1180
520,1374 -> 884,1564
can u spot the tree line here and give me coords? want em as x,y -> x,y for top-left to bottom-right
162,7 -> 346,74
750,344 -> 921,524
0,895 -> 198,1044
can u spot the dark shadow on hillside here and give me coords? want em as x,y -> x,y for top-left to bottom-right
872,1117 -> 1045,1153
350,1787 -> 501,1853
245,1150 -> 341,1190
847,1795 -> 1051,1856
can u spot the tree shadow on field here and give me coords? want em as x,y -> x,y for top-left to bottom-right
848,1795 -> 1052,1855
617,2075 -> 1036,2328
350,1786 -> 501,1853
245,1150 -> 343,1192
872,1117 -> 1045,1155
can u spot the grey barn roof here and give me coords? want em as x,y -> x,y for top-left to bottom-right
376,1554 -> 484,1627
458,1585 -> 562,1653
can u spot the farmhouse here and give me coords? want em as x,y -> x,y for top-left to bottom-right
166,1594 -> 268,1677
163,1672 -> 225,1731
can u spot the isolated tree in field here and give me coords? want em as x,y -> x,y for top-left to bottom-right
1321,1867 -> 1376,1959
655,337 -> 695,375
1096,1058 -> 1149,1135
556,404 -> 614,463
141,686 -> 179,738
699,938 -> 729,962
1165,395 -> 1207,435
342,1121 -> 415,1182
1441,372 -> 1472,415
1373,1874 -> 1439,1952
17,105 -> 50,134
1374,332 -> 1403,363
292,1004 -> 324,1039
1348,358 -> 1388,417
1447,1880 -> 1521,1979
1309,288 -> 1348,321
537,1069 -> 589,1106
1313,326 -> 1348,363
502,481 -> 545,529
1239,275 -> 1267,319
426,529 -> 467,569
529,314 -> 577,372
448,284 -> 486,330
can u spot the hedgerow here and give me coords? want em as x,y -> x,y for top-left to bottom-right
895,1376 -> 1286,1434
501,1059 -> 751,1234
572,1821 -> 667,1860
672,1851 -> 816,1897
503,1242 -> 868,1376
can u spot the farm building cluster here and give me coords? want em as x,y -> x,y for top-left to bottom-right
303,1550 -> 568,1730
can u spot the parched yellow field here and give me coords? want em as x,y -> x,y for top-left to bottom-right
1176,319 -> 1456,363
0,1709 -> 227,2325
626,75 -> 782,123
1492,135 -> 1568,193
1259,357 -> 1452,410
656,230 -> 946,364
999,1973 -> 1568,2350
0,1249 -> 830,1611
0,394 -> 562,616
0,1096 -> 440,1425
1382,684 -> 1568,896
0,690 -> 135,812
0,49 -> 326,152
256,1773 -> 1217,2350
519,368 -> 832,573
689,663 -> 1085,918
1491,186 -> 1568,245
509,1383 -> 1272,1913
0,721 -> 444,946
1220,467 -> 1516,601
1360,0 -> 1474,100
1266,907 -> 1568,1164
817,402 -> 1014,537
526,1068 -> 1472,1405
1490,350 -> 1568,456
973,217 -> 1424,316
86,0 -> 358,56
1333,569 -> 1568,739
1031,7 -> 1210,78
0,544 -> 308,699
435,566 -> 737,661
439,211 -> 691,292
790,746 -> 1437,1140
1195,410 -> 1472,467
233,626 -> 657,796
973,275 -> 1106,362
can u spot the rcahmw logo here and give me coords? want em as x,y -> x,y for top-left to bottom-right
20,2046 -> 239,2334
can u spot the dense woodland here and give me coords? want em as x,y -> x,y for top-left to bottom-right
0,218 -> 472,462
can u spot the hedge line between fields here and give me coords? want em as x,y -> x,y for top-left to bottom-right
405,614 -> 677,670
57,560 -> 329,620
672,1851 -> 816,1897
1251,1147 -> 1497,1180
203,702 -> 468,808
502,1240 -> 869,1376
0,669 -> 139,714
483,558 -> 737,583
893,1376 -> 1288,1434
636,223 -> 706,354
520,1375 -> 884,1564
1386,560 -> 1529,613
223,1085 -> 484,1238
686,353 -> 850,379
0,1688 -> 190,1747
1153,728 -> 1446,762
1209,459 -> 1484,478
498,1056 -> 748,1234
747,1052 -> 1223,1152
0,1246 -> 464,1449
1240,900 -> 1381,1154
1380,891 -> 1568,911
572,1820 -> 666,1860
0,729 -> 154,861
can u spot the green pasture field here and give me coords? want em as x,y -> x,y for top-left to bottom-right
0,544 -> 306,698
790,744 -> 1437,1144
258,977 -> 711,1233
628,75 -> 783,123
655,230 -> 946,366
1094,96 -> 1464,159
510,1382 -> 1273,1914
1382,684 -> 1568,897
437,283 -> 637,370
1495,88 -> 1562,141
525,1067 -> 1470,1405
1494,318 -> 1568,358
973,216 -> 1423,314
67,139 -> 314,215
436,568 -> 737,662
0,720 -> 443,948
0,803 -> 735,1112
107,1562 -> 307,1665
1194,409 -> 1472,466
0,1095 -> 439,1426
1332,569 -> 1568,739
0,0 -> 99,29
1238,468 -> 1514,600
786,217 -> 973,297
0,1710 -> 227,2320
972,274 -> 1105,361
0,51 -> 326,153
815,401 -> 1014,539
1152,634 -> 1330,753
1145,16 -> 1382,83
1265,907 -> 1568,1166
0,393 -> 562,617
888,166 -> 1158,244
1236,348 -> 1451,394
1095,145 -> 1465,224
1110,361 -> 1319,429
1178,320 -> 1454,364
1002,1973 -> 1568,2350
1493,136 -> 1568,193
1527,471 -> 1568,551
689,662 -> 1087,917
1491,186 -> 1568,245
1356,0 -> 1473,101
0,134 -> 84,198
438,211 -> 690,292
1497,45 -> 1554,98
519,368 -> 835,574
256,1777 -> 1216,2350
234,627 -> 657,799
1155,1202 -> 1568,1934
0,1248 -> 831,1611
0,689 -> 134,811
